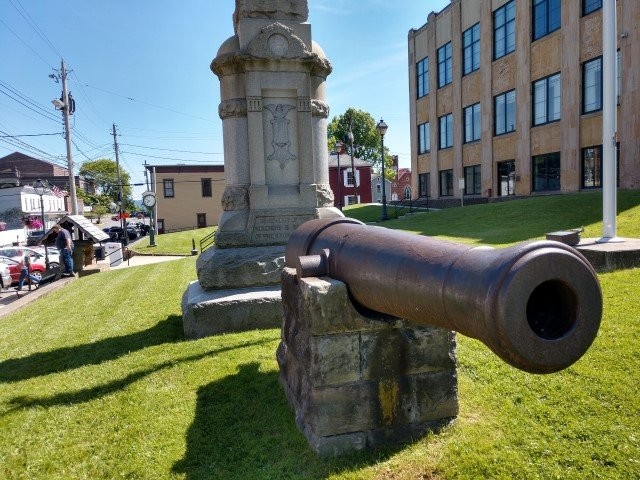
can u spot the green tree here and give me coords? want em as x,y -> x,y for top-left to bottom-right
327,108 -> 394,179
79,158 -> 133,208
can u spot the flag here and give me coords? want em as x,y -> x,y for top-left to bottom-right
50,185 -> 68,198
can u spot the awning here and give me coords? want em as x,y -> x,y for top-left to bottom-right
42,215 -> 111,243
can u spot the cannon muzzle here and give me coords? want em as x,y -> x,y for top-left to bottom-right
285,218 -> 602,374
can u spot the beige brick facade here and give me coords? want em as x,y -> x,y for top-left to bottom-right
408,0 -> 640,200
147,165 -> 224,232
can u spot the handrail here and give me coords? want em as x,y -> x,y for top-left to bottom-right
200,230 -> 215,253
393,194 -> 429,218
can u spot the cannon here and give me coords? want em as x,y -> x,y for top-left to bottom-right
285,218 -> 602,374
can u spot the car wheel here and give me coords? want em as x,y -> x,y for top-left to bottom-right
49,262 -> 60,270
30,271 -> 43,282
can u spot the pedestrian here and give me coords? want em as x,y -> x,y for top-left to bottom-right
15,254 -> 40,291
52,224 -> 74,277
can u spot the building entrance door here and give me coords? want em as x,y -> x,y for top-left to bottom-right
497,161 -> 515,196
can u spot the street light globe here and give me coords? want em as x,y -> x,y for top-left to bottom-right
33,179 -> 47,196
376,119 -> 388,137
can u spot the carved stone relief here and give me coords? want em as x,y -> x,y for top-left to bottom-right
264,104 -> 297,169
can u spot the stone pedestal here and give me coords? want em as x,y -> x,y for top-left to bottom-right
181,0 -> 342,338
277,268 -> 459,457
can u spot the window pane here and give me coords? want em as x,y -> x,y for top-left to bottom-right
495,94 -> 506,135
584,58 -> 602,113
548,74 -> 561,121
446,114 -> 453,147
533,81 -> 547,125
506,90 -> 516,132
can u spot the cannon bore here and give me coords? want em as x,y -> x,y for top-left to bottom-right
285,218 -> 602,374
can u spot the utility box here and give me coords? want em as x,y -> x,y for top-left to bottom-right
105,242 -> 123,267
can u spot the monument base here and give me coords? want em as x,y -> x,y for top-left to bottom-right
181,281 -> 283,339
277,268 -> 459,457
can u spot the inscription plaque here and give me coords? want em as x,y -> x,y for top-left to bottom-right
251,215 -> 314,244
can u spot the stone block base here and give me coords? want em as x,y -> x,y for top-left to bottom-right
277,268 -> 458,456
181,281 -> 283,339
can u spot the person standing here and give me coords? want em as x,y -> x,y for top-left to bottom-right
52,224 -> 74,277
14,254 -> 40,291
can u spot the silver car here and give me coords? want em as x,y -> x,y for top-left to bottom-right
0,246 -> 60,269
0,262 -> 11,290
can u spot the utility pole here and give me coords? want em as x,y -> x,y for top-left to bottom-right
112,123 -> 127,246
60,59 -> 78,215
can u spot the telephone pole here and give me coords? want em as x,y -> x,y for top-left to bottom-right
54,59 -> 78,214
112,123 -> 127,245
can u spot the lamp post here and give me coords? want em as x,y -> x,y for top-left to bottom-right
347,122 -> 357,203
334,140 -> 344,210
376,119 -> 389,221
32,179 -> 50,269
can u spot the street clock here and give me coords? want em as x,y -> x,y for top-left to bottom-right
142,191 -> 156,208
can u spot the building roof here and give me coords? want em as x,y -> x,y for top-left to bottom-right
0,152 -> 69,177
328,153 -> 372,168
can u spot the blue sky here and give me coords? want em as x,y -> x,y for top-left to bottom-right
1,0 -> 449,198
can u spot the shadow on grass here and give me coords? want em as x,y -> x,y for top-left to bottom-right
0,315 -> 183,384
4,340 -> 273,415
173,362 -> 396,480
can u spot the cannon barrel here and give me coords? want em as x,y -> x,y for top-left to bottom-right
285,218 -> 602,374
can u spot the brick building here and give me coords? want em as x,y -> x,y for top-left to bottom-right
328,153 -> 372,208
408,0 -> 639,202
391,167 -> 413,201
145,164 -> 225,233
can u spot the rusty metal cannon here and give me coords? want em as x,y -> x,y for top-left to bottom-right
285,218 -> 602,374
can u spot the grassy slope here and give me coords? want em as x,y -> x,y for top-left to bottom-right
0,191 -> 638,479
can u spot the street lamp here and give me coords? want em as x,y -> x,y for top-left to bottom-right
334,140 -> 344,210
32,179 -> 50,269
347,122 -> 357,203
376,119 -> 389,221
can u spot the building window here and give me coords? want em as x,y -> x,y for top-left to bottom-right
417,57 -> 429,98
463,23 -> 480,75
582,57 -> 602,114
163,179 -> 174,198
463,103 -> 481,143
494,89 -> 516,135
346,170 -> 356,186
201,178 -> 212,197
583,0 -> 601,16
346,195 -> 359,205
533,0 -> 561,41
582,146 -> 602,188
439,113 -> 453,150
418,172 -> 430,197
533,73 -> 561,126
437,42 -> 452,88
197,213 -> 207,228
494,0 -> 515,60
418,122 -> 430,154
532,152 -> 561,192
464,165 -> 482,195
439,169 -> 453,197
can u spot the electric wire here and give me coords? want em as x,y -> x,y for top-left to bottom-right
9,0 -> 63,59
0,17 -> 53,68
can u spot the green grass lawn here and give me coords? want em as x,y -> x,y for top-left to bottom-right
0,191 -> 639,479
130,226 -> 216,256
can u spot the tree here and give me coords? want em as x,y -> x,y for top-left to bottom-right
79,158 -> 133,209
327,108 -> 394,179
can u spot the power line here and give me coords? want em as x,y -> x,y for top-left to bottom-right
121,151 -> 223,163
0,17 -> 53,68
0,81 -> 61,123
8,0 -> 63,59
0,132 -> 61,138
119,143 -> 223,155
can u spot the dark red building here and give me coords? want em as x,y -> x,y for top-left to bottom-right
328,153 -> 372,209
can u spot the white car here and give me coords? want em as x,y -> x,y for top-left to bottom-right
0,246 -> 60,269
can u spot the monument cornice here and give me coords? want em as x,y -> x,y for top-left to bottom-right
210,23 -> 332,78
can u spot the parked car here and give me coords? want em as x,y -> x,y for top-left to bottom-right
0,255 -> 47,284
0,262 -> 12,290
0,247 -> 60,269
102,226 -> 138,242
26,230 -> 45,246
